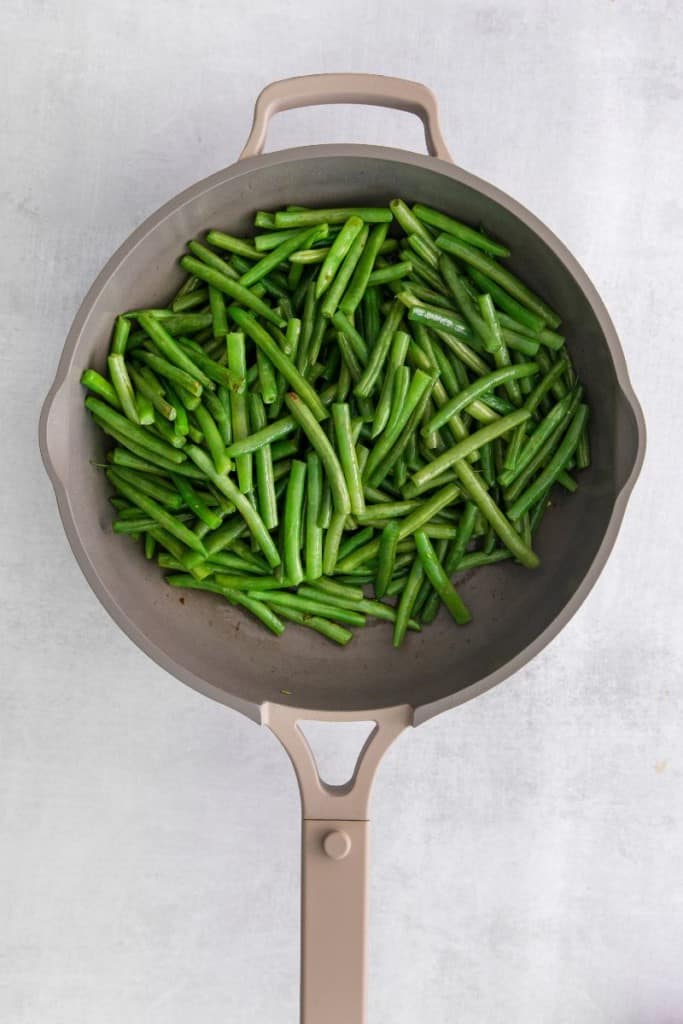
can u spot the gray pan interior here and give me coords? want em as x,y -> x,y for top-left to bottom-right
39,145 -> 645,724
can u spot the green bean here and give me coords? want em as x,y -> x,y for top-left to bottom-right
255,227 -> 307,251
136,351 -> 203,397
179,256 -> 284,328
255,589 -> 365,627
87,398 -> 187,464
231,253 -> 289,298
110,466 -> 181,508
336,526 -> 374,562
107,353 -> 139,424
239,224 -> 328,289
442,501 -> 478,574
369,372 -> 438,487
354,300 -> 404,399
412,203 -> 510,257
362,286 -> 380,346
201,386 -> 230,429
309,577 -> 364,602
404,254 -> 447,293
187,241 -> 239,279
138,313 -> 214,390
205,230 -> 260,260
167,575 -> 285,635
576,422 -> 591,469
81,369 -> 121,409
423,364 -> 536,437
172,274 -> 200,301
274,207 -> 392,229
405,232 -> 439,269
248,394 -> 278,531
382,365 -> 411,442
507,405 -> 589,520
320,223 -> 369,319
270,604 -> 352,645
504,387 -> 582,503
108,447 -> 196,480
363,369 -> 434,481
367,261 -> 413,286
336,482 -> 459,573
211,574 -> 287,592
280,317 -> 301,362
498,394 -> 574,487
107,469 -> 206,554
254,211 -> 276,229
175,335 -> 245,393
282,459 -> 306,585
284,392 -> 350,514
322,511 -> 347,575
185,446 -> 280,568
357,500 -> 420,521
331,404 -> 365,516
339,223 -> 390,315
301,452 -> 323,581
271,439 -> 299,462
171,473 -> 222,529
229,306 -> 327,421
438,254 -> 496,350
413,537 -> 447,622
466,266 -> 546,331
256,348 -> 278,405
315,216 -> 363,298
111,315 -> 131,355
411,409 -> 528,489
393,557 -> 425,647
454,460 -> 538,568
375,521 -> 400,599
114,516 -> 186,535
172,287 -> 209,312
289,248 -> 327,264
389,199 -> 438,252
408,303 -> 476,346
192,402 -> 230,475
414,531 -> 471,624
208,286 -> 228,340
434,235 -> 561,328
226,332 -> 251,492
297,586 -> 418,631
128,365 -> 176,421
225,416 -> 296,458
331,311 -> 369,365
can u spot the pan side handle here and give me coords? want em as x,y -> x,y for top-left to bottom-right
263,702 -> 412,1024
239,73 -> 452,161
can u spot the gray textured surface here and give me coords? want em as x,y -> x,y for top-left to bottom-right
1,1 -> 681,1022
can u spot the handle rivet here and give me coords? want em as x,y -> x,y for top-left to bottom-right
322,830 -> 352,860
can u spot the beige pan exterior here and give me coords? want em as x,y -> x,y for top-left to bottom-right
39,76 -> 645,1024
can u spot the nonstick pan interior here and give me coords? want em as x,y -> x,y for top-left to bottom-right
40,146 -> 644,721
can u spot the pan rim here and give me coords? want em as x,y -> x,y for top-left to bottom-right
39,143 -> 646,726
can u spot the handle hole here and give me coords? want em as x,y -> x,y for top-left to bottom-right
297,720 -> 376,787
264,105 -> 426,157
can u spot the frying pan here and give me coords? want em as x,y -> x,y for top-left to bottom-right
39,74 -> 645,1024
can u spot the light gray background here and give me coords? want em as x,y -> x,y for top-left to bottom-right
1,1 -> 681,1021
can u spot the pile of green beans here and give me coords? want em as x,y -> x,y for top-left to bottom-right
82,199 -> 590,647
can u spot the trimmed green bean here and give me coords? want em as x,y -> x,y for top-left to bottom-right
249,393 -> 278,531
413,203 -> 510,257
434,235 -> 561,328
274,207 -> 392,229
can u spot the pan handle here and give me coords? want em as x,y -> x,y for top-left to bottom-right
239,73 -> 452,162
263,702 -> 412,1024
